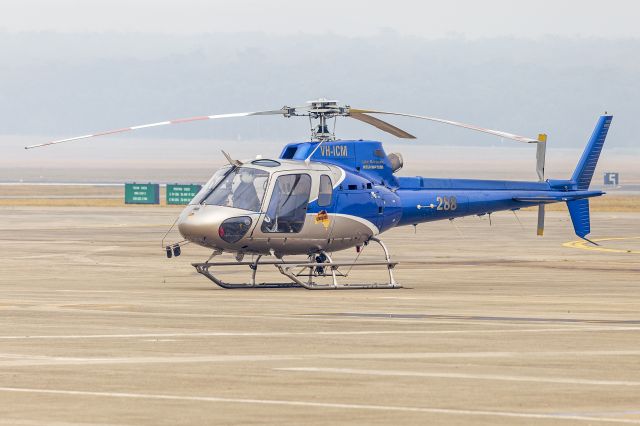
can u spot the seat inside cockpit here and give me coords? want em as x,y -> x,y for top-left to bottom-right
200,167 -> 269,212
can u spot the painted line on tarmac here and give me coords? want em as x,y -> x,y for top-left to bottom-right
12,304 -> 640,328
0,354 -> 302,367
563,236 -> 640,254
0,306 -> 593,327
0,223 -> 171,232
3,349 -> 640,367
326,350 -> 640,360
0,387 -> 638,424
278,367 -> 640,387
552,410 -> 640,419
1,325 -> 640,341
0,304 -> 551,326
319,312 -> 640,325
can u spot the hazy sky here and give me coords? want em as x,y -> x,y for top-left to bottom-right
2,0 -> 639,182
3,0 -> 640,39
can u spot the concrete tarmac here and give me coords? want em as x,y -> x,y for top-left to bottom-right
0,206 -> 639,425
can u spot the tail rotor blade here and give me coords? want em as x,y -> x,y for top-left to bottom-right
537,204 -> 545,236
536,134 -> 547,182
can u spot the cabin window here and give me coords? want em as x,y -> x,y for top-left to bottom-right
202,167 -> 269,212
262,174 -> 311,233
318,175 -> 333,207
281,146 -> 298,159
251,159 -> 280,167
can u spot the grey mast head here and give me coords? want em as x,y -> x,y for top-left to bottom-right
306,98 -> 348,141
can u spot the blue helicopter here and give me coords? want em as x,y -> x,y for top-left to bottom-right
26,99 -> 612,289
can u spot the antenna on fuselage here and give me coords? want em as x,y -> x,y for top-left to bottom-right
449,218 -> 463,236
222,150 -> 243,167
511,209 -> 525,230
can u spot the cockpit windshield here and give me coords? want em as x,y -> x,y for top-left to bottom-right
201,167 -> 270,212
190,166 -> 231,205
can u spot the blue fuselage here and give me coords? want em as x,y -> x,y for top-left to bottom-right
395,178 -> 586,227
281,139 -> 603,236
313,172 -> 598,234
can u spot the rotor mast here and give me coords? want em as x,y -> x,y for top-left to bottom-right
301,98 -> 348,141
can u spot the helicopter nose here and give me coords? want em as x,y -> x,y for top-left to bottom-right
177,205 -> 253,246
177,206 -> 220,243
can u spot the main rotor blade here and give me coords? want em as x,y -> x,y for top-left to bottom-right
350,108 -> 538,143
25,109 -> 288,149
349,112 -> 416,139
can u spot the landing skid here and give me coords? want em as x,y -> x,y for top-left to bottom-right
192,238 -> 400,290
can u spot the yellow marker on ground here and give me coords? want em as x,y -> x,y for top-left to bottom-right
563,236 -> 640,254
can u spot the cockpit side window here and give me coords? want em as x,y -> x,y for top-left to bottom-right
202,167 -> 269,212
261,174 -> 311,233
318,174 -> 333,207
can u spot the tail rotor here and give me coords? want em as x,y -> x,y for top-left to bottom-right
536,133 -> 547,236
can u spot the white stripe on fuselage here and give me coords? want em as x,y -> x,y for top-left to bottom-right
327,213 -> 379,235
333,166 -> 346,188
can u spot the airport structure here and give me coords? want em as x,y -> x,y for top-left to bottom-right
124,183 -> 160,205
167,184 -> 202,205
123,183 -> 202,205
604,172 -> 620,186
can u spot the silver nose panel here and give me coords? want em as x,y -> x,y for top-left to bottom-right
177,206 -> 218,243
177,205 -> 253,246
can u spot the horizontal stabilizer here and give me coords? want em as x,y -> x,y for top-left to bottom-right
514,196 -> 563,203
513,191 -> 603,203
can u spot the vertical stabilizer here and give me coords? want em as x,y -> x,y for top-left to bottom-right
567,199 -> 591,238
571,115 -> 613,190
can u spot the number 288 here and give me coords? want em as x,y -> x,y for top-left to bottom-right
436,196 -> 457,211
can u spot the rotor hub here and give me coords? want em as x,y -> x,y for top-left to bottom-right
303,99 -> 350,141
